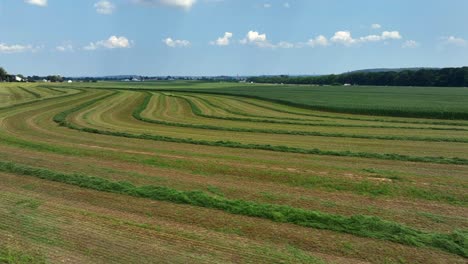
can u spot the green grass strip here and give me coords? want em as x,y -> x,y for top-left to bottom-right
0,160 -> 466,257
176,94 -> 468,132
60,85 -> 468,126
53,94 -> 468,165
18,86 -> 41,99
175,89 -> 468,121
0,88 -> 86,113
137,93 -> 468,143
0,246 -> 46,264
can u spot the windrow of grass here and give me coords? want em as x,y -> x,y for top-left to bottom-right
1,128 -> 466,207
0,160 -> 466,257
137,93 -> 468,143
176,94 -> 468,131
0,88 -> 85,113
53,94 -> 468,165
168,88 -> 468,121
0,245 -> 46,264
59,84 -> 468,126
17,86 -> 42,99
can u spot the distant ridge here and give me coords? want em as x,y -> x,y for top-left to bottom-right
347,67 -> 440,74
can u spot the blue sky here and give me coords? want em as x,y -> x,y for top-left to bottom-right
1,0 -> 467,76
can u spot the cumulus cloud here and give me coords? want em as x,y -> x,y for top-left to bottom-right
134,0 -> 196,10
402,40 -> 420,48
331,30 -> 402,46
237,29 -> 404,49
371,24 -> 382,29
263,3 -> 271,8
381,31 -> 402,40
284,2 -> 290,8
84,36 -> 132,50
163,38 -> 191,47
0,43 -> 40,53
56,44 -> 74,52
210,32 -> 233,46
331,31 -> 357,46
240,31 -> 274,48
443,36 -> 467,47
305,35 -> 329,47
25,0 -> 47,7
95,0 -> 116,14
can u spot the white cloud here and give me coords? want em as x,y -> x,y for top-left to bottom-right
284,2 -> 290,8
25,0 -> 47,7
359,35 -> 382,42
163,38 -> 191,47
241,31 -> 298,49
381,31 -> 402,40
210,32 -> 233,46
0,43 -> 40,53
277,41 -> 294,48
371,24 -> 381,29
240,31 -> 272,47
95,0 -> 116,14
84,36 -> 132,50
443,36 -> 467,47
402,40 -> 419,48
331,31 -> 357,46
306,35 -> 329,47
263,3 -> 271,8
56,44 -> 74,52
135,0 -> 196,10
331,30 -> 402,46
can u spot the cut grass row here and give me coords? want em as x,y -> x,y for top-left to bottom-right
2,129 -> 466,207
174,95 -> 468,131
55,83 -> 468,126
169,86 -> 468,120
4,90 -> 465,205
17,87 -> 42,99
0,88 -> 84,113
0,246 -> 46,264
54,92 -> 468,165
136,93 -> 468,143
0,160 -> 466,258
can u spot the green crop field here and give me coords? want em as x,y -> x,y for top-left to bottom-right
0,81 -> 467,263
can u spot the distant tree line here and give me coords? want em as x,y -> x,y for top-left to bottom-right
247,67 -> 468,87
0,67 -> 9,81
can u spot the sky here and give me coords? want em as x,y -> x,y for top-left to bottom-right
0,0 -> 467,76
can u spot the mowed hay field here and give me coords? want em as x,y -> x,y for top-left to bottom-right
0,82 -> 467,264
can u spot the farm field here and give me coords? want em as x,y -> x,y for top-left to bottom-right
0,82 -> 467,264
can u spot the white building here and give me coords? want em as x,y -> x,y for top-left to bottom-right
14,76 -> 23,82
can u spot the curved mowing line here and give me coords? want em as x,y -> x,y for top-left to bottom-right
184,89 -> 468,121
137,93 -> 468,143
235,96 -> 468,130
176,94 -> 468,132
159,89 -> 468,125
18,86 -> 42,99
182,93 -> 326,122
0,161 -> 466,257
54,93 -> 468,165
73,86 -> 468,126
45,87 -> 68,94
0,88 -> 87,113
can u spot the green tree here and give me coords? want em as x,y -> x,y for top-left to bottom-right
0,67 -> 8,81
